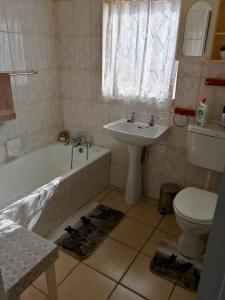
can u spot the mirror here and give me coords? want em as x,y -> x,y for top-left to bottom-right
183,1 -> 212,56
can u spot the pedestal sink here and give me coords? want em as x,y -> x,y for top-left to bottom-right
103,119 -> 169,204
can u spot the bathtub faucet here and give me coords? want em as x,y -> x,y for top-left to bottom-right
69,136 -> 83,147
68,136 -> 91,168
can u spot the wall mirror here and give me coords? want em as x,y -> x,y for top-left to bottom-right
182,1 -> 212,56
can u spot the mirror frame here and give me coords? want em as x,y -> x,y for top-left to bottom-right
176,0 -> 220,60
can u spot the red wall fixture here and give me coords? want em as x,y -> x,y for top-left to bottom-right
205,78 -> 225,86
174,107 -> 196,116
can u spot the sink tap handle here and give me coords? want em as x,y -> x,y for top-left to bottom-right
149,115 -> 156,127
128,112 -> 136,123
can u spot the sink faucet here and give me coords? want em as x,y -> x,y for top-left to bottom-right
149,115 -> 156,127
128,112 -> 136,123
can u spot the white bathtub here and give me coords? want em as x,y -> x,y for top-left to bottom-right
0,143 -> 111,236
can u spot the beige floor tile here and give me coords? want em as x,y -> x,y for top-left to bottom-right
58,263 -> 116,300
85,238 -> 137,281
170,286 -> 197,300
121,254 -> 174,300
33,250 -> 79,293
110,217 -> 154,250
127,202 -> 163,227
142,230 -> 177,257
93,187 -> 112,202
110,285 -> 144,300
143,196 -> 158,206
21,286 -> 46,300
101,191 -> 132,213
158,215 -> 181,236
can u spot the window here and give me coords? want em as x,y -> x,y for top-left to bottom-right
102,0 -> 181,105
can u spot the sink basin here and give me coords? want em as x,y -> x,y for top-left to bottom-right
103,119 -> 169,146
103,119 -> 169,204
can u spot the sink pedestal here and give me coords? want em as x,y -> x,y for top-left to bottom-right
103,119 -> 169,204
125,145 -> 143,204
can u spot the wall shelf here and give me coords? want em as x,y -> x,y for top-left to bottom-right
212,0 -> 225,60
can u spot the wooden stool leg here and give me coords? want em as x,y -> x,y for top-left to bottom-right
45,263 -> 58,300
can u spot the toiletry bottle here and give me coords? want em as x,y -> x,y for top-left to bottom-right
196,98 -> 208,127
222,106 -> 225,129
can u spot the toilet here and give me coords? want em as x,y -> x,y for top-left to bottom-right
173,124 -> 225,259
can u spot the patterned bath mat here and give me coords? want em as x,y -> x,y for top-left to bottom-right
150,239 -> 203,292
56,204 -> 124,259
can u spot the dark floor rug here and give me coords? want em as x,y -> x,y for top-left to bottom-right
56,204 -> 124,259
150,239 -> 202,293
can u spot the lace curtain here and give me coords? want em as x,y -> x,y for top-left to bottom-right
102,0 -> 181,104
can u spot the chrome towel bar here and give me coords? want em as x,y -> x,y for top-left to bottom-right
1,70 -> 38,76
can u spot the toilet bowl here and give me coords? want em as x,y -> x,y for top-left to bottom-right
172,124 -> 225,259
174,187 -> 217,259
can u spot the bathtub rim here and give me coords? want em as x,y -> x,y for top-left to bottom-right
0,142 -> 110,209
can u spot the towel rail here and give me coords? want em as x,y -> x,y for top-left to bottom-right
0,70 -> 38,76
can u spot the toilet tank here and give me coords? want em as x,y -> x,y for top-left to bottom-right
187,125 -> 225,173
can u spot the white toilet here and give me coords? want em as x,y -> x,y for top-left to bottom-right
173,124 -> 225,259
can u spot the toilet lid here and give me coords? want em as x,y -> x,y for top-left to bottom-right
174,188 -> 218,223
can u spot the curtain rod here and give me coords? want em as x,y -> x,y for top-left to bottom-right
0,70 -> 38,76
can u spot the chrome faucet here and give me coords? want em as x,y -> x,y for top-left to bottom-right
83,141 -> 91,161
67,135 -> 91,169
149,115 -> 156,127
69,136 -> 82,147
128,112 -> 136,123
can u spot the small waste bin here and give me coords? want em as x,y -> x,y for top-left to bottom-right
158,183 -> 181,215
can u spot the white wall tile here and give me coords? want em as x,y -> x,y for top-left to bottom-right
73,0 -> 91,37
91,0 -> 103,37
175,77 -> 200,109
164,148 -> 188,181
0,0 -> 63,160
0,0 -> 7,32
74,38 -> 92,70
55,1 -> 225,198
0,32 -> 13,71
178,60 -> 203,78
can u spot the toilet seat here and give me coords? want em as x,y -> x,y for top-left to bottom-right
174,188 -> 217,224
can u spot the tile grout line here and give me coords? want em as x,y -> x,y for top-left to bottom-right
168,285 -> 176,300
99,189 -> 176,299
107,225 -> 161,299
33,260 -> 83,297
50,190 -> 178,300
86,190 -> 157,299
56,260 -> 82,287
31,285 -> 49,298
106,203 -> 169,299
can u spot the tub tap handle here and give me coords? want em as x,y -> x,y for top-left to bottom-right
67,136 -> 82,147
127,112 -> 136,123
149,115 -> 156,127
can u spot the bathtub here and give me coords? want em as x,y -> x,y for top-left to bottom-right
0,143 -> 111,236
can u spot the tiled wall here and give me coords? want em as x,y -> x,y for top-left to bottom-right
0,0 -> 223,200
0,0 -> 63,163
58,0 -> 223,200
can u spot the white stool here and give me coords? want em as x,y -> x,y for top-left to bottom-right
0,218 -> 58,300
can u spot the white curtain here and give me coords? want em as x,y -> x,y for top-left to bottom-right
102,0 -> 181,104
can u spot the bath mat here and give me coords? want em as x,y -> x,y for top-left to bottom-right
56,204 -> 124,259
150,239 -> 203,292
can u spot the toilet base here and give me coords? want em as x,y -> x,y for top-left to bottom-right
178,230 -> 204,259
